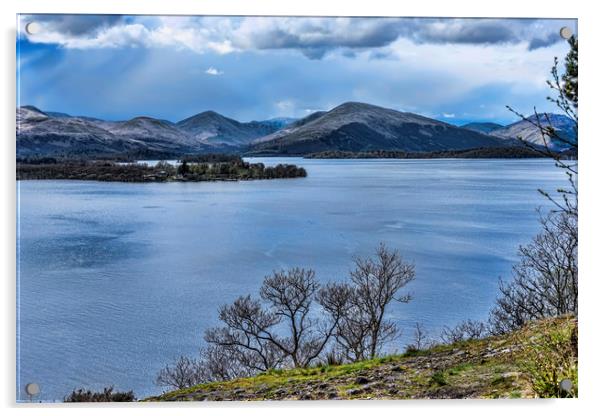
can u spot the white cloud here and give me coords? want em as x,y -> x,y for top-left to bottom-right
304,108 -> 322,114
276,100 -> 294,110
381,37 -> 565,94
205,67 -> 223,76
273,100 -> 298,116
442,113 -> 456,118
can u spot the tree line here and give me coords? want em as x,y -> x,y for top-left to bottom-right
17,157 -> 307,182
305,146 -> 554,160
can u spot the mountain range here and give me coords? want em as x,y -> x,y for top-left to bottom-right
16,103 -> 576,158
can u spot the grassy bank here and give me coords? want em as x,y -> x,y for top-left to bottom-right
147,316 -> 577,401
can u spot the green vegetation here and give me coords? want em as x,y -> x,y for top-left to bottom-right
429,371 -> 448,387
16,155 -> 307,182
511,318 -> 578,398
305,146 -> 552,159
146,316 -> 576,401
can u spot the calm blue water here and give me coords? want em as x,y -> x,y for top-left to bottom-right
16,158 -> 565,401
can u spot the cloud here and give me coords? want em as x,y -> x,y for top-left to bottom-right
205,67 -> 223,76
275,100 -> 295,111
528,32 -> 563,50
27,14 -> 126,36
18,15 -> 575,61
230,17 -> 404,58
442,113 -> 456,118
409,20 -> 517,45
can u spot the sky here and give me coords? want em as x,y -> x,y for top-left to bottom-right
16,15 -> 577,125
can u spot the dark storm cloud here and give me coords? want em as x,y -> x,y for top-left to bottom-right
528,32 -> 563,50
241,18 -> 520,51
235,18 -> 570,58
19,15 -> 575,60
24,14 -> 125,36
234,18 -> 404,58
409,20 -> 518,45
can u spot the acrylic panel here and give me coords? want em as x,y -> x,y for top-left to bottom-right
16,14 -> 578,402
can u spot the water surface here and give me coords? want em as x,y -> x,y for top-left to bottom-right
17,157 -> 565,401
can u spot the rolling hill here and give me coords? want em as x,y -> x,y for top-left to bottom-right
490,114 -> 576,150
250,102 -> 516,155
175,111 -> 292,148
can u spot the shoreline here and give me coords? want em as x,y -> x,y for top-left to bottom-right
16,158 -> 307,183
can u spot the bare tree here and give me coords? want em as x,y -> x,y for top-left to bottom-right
332,301 -> 372,362
335,243 -> 415,360
204,295 -> 285,372
197,345 -> 255,382
203,268 -> 354,372
258,268 -> 323,367
155,355 -> 204,390
489,211 -> 577,335
314,281 -> 355,359
440,319 -> 488,344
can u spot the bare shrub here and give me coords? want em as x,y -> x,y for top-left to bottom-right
440,319 -> 487,344
405,322 -> 434,353
64,386 -> 135,402
489,211 -> 577,335
155,344 -> 258,391
155,355 -> 204,390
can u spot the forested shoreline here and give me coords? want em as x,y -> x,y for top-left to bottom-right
304,146 -> 557,159
16,155 -> 307,182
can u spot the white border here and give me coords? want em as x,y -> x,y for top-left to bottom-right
2,1 -> 600,415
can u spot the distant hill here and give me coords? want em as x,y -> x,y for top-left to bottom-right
491,114 -> 576,150
105,116 -> 200,150
16,107 -> 291,158
17,106 -> 138,158
252,111 -> 328,145
461,122 -> 504,134
175,111 -> 289,148
250,102 -> 516,155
